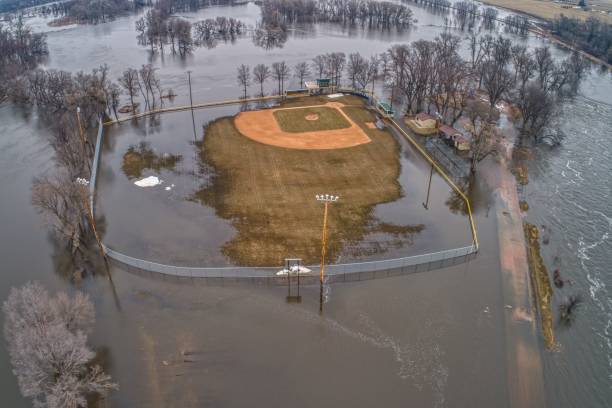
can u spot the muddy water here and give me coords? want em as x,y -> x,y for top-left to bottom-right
522,74 -> 612,408
0,2 -> 610,407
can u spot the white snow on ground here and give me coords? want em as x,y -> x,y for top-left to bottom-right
328,93 -> 344,99
276,266 -> 312,276
134,176 -> 163,187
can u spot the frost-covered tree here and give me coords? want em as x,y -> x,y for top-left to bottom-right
3,282 -> 117,408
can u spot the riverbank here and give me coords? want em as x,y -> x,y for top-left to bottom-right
493,161 -> 547,408
479,106 -> 547,407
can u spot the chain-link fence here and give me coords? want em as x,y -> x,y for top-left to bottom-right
105,244 -> 477,284
92,107 -> 478,284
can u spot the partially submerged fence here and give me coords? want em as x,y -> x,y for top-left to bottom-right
104,244 -> 476,283
91,95 -> 478,282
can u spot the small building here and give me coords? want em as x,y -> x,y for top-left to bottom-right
414,112 -> 436,129
405,112 -> 438,136
439,125 -> 470,151
304,78 -> 332,95
377,101 -> 394,117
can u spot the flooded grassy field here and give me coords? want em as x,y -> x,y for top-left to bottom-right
97,95 -> 473,267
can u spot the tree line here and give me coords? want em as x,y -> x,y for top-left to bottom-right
0,15 -> 47,101
136,9 -> 247,54
551,15 -> 612,64
237,33 -> 587,153
43,0 -> 139,25
261,0 -> 415,28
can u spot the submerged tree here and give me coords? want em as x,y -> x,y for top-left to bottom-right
253,63 -> 270,97
3,282 -> 117,408
293,61 -> 310,88
271,61 -> 290,95
118,68 -> 139,112
236,64 -> 251,99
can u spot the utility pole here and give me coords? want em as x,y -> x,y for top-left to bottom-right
423,163 -> 434,209
187,70 -> 196,141
187,70 -> 194,108
316,194 -> 339,313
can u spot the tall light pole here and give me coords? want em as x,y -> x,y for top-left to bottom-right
316,194 -> 339,312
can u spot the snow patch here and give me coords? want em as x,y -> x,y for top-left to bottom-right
327,93 -> 344,99
134,176 -> 163,187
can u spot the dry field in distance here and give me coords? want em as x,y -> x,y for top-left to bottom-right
480,0 -> 612,23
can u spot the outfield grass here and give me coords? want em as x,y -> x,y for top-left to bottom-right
194,98 -> 424,266
273,106 -> 351,133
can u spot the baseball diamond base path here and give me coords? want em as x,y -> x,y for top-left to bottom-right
234,102 -> 371,150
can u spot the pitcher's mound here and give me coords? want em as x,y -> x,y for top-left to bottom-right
234,102 -> 371,150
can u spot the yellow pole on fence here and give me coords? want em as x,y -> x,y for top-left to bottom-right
388,117 -> 479,250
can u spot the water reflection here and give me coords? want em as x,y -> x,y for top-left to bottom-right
122,141 -> 183,179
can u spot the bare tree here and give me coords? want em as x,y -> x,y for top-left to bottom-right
464,101 -> 497,174
236,64 -> 251,99
271,61 -> 290,95
118,68 -> 139,112
478,36 -> 514,108
311,55 -> 326,79
174,18 -> 193,56
429,33 -> 470,123
253,63 -> 270,97
347,52 -> 364,89
481,61 -> 514,108
514,82 -> 559,144
534,46 -> 555,90
138,64 -> 161,109
326,52 -> 346,87
3,282 -> 117,408
510,44 -> 536,93
293,61 -> 310,88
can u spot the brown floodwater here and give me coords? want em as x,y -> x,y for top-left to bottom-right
1,1 -> 611,407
